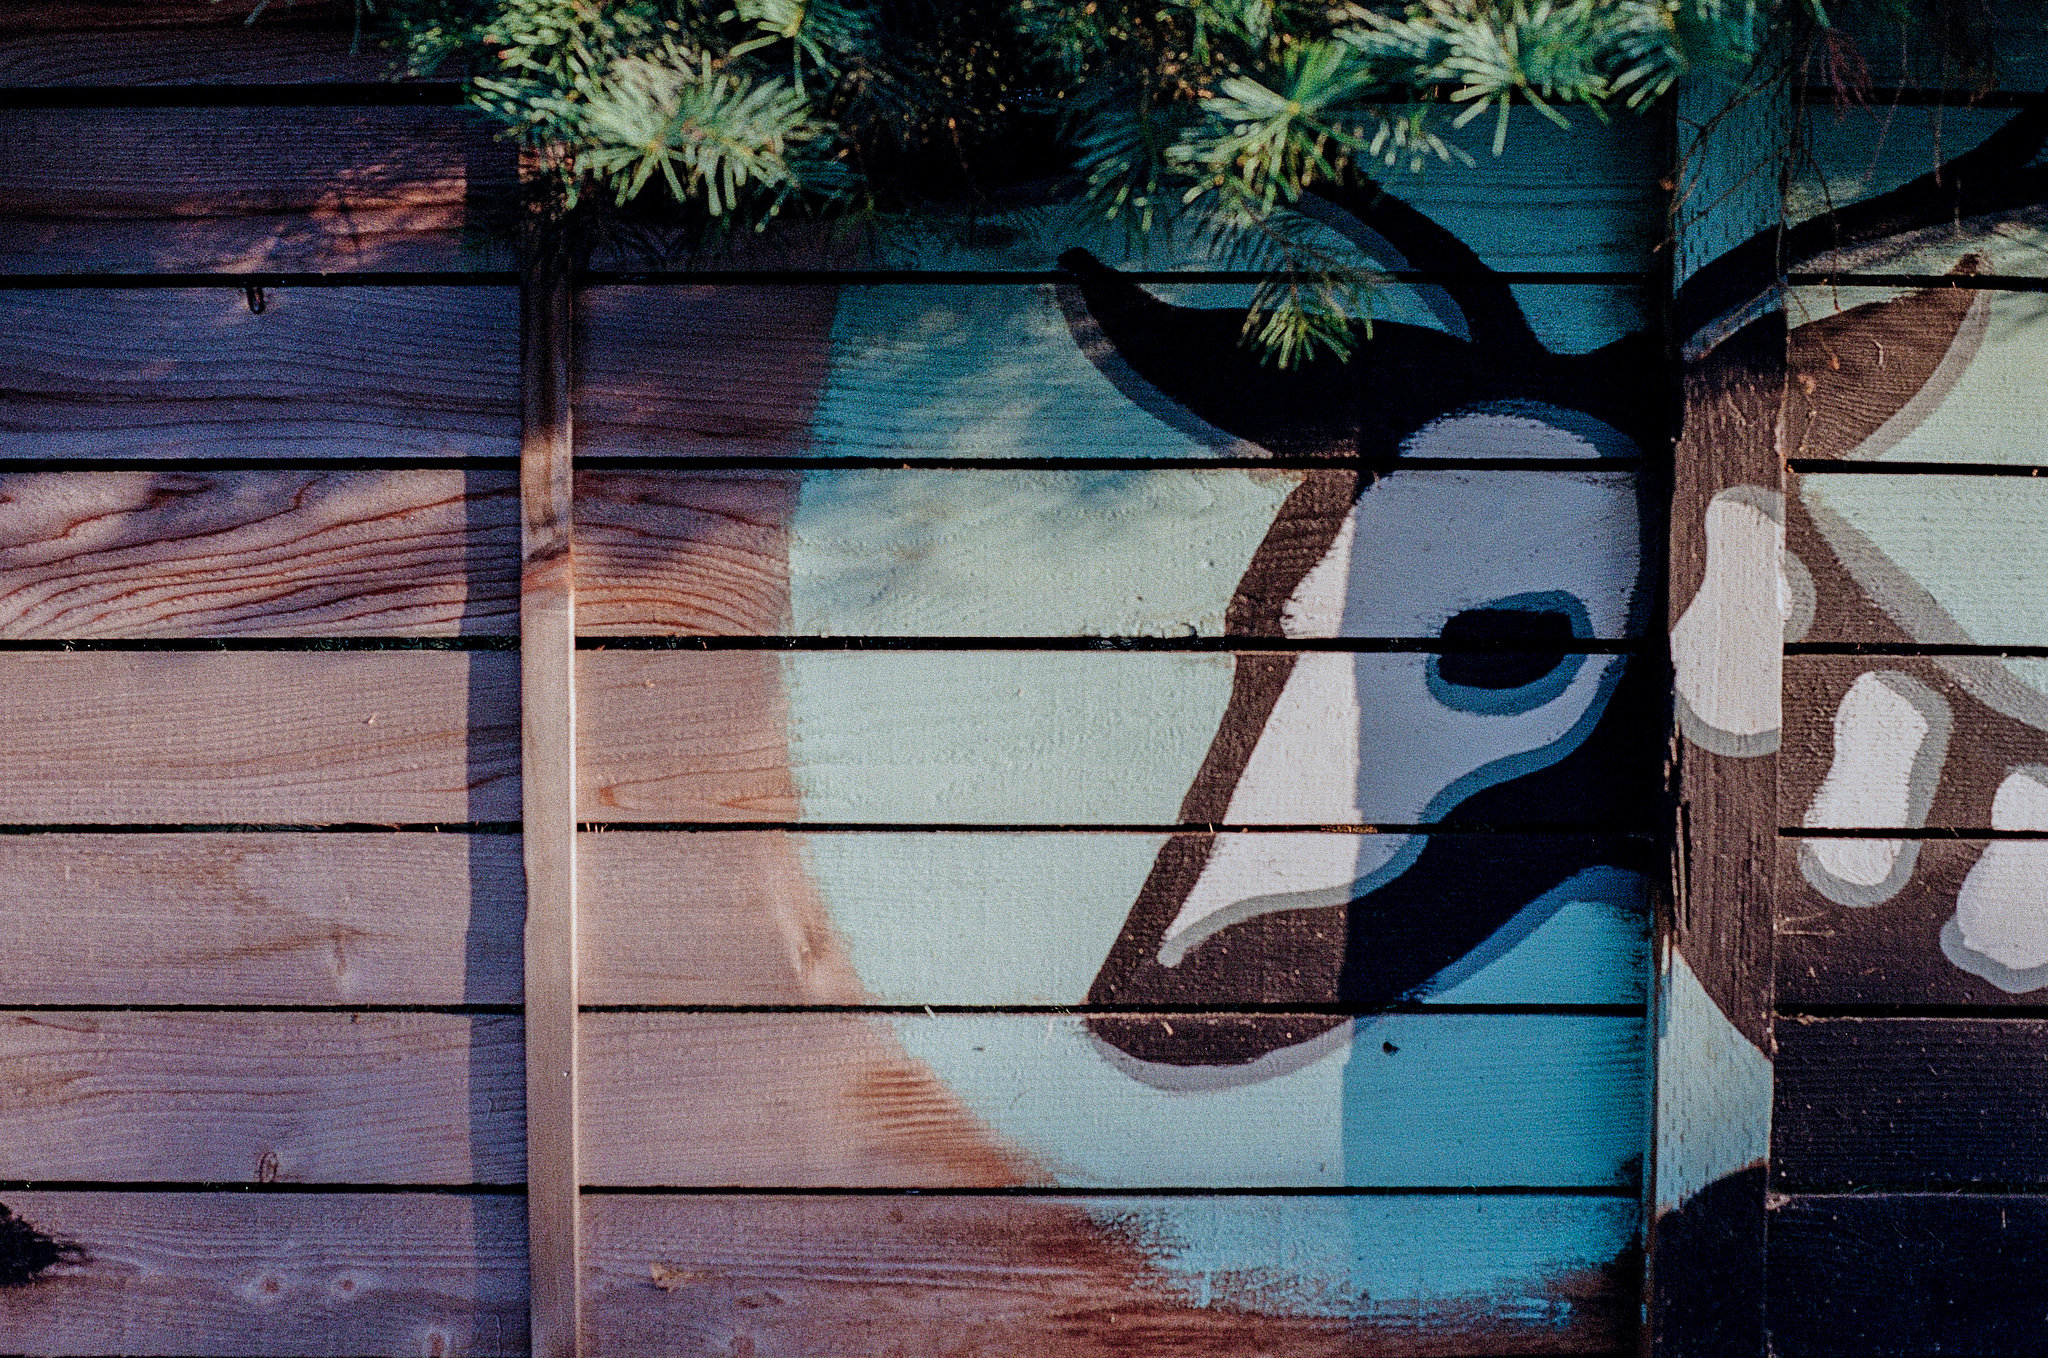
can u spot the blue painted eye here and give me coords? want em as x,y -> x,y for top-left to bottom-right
1427,591 -> 1593,716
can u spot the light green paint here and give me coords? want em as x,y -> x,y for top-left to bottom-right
1080,1194 -> 1636,1319
1802,473 -> 2048,641
801,833 -> 1648,1005
786,469 -> 1295,637
887,1013 -> 1643,1187
1650,952 -> 1770,1216
781,651 -> 1233,824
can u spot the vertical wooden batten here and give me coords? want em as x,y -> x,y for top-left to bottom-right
521,246 -> 581,1358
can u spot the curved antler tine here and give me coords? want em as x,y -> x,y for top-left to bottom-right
1307,175 -> 1543,356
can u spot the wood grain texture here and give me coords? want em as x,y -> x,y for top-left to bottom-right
1777,837 -> 2048,1007
0,471 -> 518,637
571,466 -> 1645,639
0,108 -> 516,273
0,833 -> 520,1006
0,1 -> 444,87
578,1012 -> 1645,1189
1775,1017 -> 2048,1189
577,830 -> 1649,1007
0,288 -> 519,461
0,1190 -> 526,1358
584,1193 -> 1640,1358
0,1012 -> 522,1183
1768,1194 -> 2048,1358
575,650 -> 1649,825
1782,654 -> 2048,832
0,651 -> 518,823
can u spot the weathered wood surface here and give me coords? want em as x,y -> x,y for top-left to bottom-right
578,1011 -> 1644,1189
1777,837 -> 2048,1006
0,1 -> 441,87
0,1012 -> 522,1183
0,1190 -> 526,1358
577,829 -> 1648,1007
1788,103 -> 2048,277
0,471 -> 518,637
1785,286 -> 2048,466
1782,655 -> 2048,834
575,650 -> 1651,825
0,288 -> 518,461
583,1193 -> 1640,1358
0,108 -> 516,274
1768,1194 -> 2048,1358
0,833 -> 520,1006
1774,1017 -> 2048,1189
573,466 -> 1646,638
578,281 -> 1655,461
1820,0 -> 2048,90
0,652 -> 517,823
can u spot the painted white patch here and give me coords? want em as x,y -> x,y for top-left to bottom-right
1223,654 -> 1366,824
1157,833 -> 1395,966
1399,413 -> 1602,459
1798,670 -> 1951,909
1280,471 -> 1639,641
1671,487 -> 1786,756
1948,769 -> 2048,982
1651,951 -> 1771,1216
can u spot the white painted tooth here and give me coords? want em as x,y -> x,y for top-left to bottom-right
1947,769 -> 2048,987
1797,670 -> 1950,908
1672,486 -> 1785,757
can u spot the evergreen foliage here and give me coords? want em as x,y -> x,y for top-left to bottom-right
358,0 -> 1960,362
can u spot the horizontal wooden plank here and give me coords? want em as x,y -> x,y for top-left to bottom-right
576,280 -> 1657,461
0,288 -> 519,461
1768,1193 -> 2048,1358
1778,836 -> 2048,1005
576,650 -> 1653,826
0,651 -> 518,823
1791,471 -> 2048,645
0,833 -> 520,1006
1785,287 -> 2048,466
1782,655 -> 2048,834
1789,102 -> 2048,277
1774,1017 -> 2048,1188
1819,0 -> 2048,90
0,1012 -> 522,1183
0,471 -> 517,637
579,1011 -> 1644,1188
0,107 -> 515,273
579,830 -> 1648,1007
0,1 -> 439,87
585,1193 -> 1639,1357
0,1190 -> 525,1357
573,466 -> 1646,639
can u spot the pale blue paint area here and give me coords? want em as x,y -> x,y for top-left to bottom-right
811,285 -> 1260,460
1428,876 -> 1650,1006
1802,474 -> 2048,641
799,835 -> 1646,1006
780,652 -> 1233,823
1651,952 -> 1770,1215
1340,1014 -> 1643,1190
1787,289 -> 2048,465
1076,1194 -> 1636,1319
784,469 -> 1294,637
798,832 -> 1167,1003
2004,657 -> 2048,701
885,1013 -> 1642,1186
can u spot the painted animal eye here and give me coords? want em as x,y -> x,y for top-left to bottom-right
1428,591 -> 1591,715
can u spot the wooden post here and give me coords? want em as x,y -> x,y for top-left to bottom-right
1647,67 -> 1789,1358
520,249 -> 580,1358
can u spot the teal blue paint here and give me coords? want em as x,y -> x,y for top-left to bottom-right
785,469 -> 1293,637
886,1013 -> 1643,1187
1339,1013 -> 1644,1190
779,652 -> 1233,823
1072,1194 -> 1636,1318
798,832 -> 1167,1003
1429,876 -> 1649,1006
1651,952 -> 1770,1215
